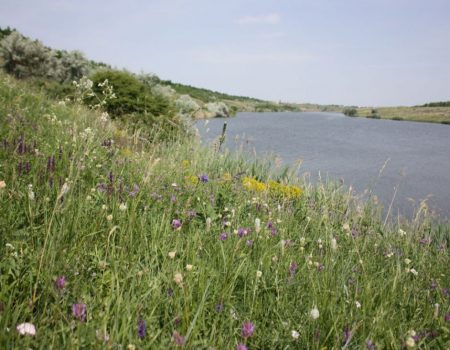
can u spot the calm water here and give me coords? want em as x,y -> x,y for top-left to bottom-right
196,112 -> 450,220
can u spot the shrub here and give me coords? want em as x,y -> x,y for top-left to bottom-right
89,70 -> 171,118
58,50 -> 91,83
343,108 -> 357,117
0,32 -> 59,79
205,101 -> 230,118
369,109 -> 381,119
175,94 -> 200,115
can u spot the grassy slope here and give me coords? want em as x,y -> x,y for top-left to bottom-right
1,73 -> 450,349
355,106 -> 450,124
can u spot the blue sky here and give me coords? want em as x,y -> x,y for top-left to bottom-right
1,0 -> 450,106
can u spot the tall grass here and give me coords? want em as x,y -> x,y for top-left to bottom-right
0,72 -> 450,349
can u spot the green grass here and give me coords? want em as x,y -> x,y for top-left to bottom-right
353,106 -> 450,124
1,72 -> 450,349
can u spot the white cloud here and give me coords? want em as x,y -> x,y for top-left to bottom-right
237,13 -> 281,25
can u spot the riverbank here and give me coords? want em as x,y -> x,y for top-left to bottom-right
350,106 -> 450,124
1,71 -> 450,349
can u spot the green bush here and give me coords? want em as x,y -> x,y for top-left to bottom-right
89,70 -> 172,118
343,108 -> 357,116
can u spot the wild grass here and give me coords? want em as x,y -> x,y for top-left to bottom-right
355,106 -> 450,124
1,72 -> 450,349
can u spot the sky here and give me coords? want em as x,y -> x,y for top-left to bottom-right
1,0 -> 450,106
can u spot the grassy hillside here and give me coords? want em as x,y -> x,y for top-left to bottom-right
352,106 -> 450,124
1,72 -> 450,349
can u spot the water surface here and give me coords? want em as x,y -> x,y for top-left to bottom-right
196,112 -> 450,220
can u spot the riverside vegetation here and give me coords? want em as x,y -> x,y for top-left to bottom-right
1,29 -> 450,349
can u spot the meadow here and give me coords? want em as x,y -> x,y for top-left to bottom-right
1,72 -> 450,349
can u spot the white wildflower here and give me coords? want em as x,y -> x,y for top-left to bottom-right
256,270 -> 262,278
186,264 -> 193,271
119,203 -> 127,211
331,237 -> 338,251
27,184 -> 35,200
405,337 -> 415,348
255,218 -> 261,233
434,303 -> 440,318
291,330 -> 300,339
99,112 -> 109,122
168,251 -> 176,259
310,307 -> 320,320
16,323 -> 36,336
173,272 -> 183,286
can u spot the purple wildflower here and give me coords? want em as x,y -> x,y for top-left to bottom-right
72,303 -> 87,322
54,276 -> 66,290
366,340 -> 376,350
172,219 -> 182,230
138,318 -> 146,339
236,344 -> 248,350
431,279 -> 438,289
171,195 -> 177,202
241,321 -> 255,338
267,221 -> 274,229
129,184 -> 140,197
270,227 -> 278,236
283,239 -> 293,247
343,326 -> 351,345
97,183 -> 107,192
443,288 -> 450,299
198,174 -> 209,183
420,237 -> 432,245
219,232 -> 228,241
289,262 -> 298,277
445,314 -> 450,322
167,287 -> 174,297
172,330 -> 186,346
237,228 -> 248,238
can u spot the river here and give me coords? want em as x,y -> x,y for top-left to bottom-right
195,112 -> 450,220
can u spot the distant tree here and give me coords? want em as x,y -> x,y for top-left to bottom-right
343,108 -> 358,117
0,26 -> 14,40
422,101 -> 450,107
